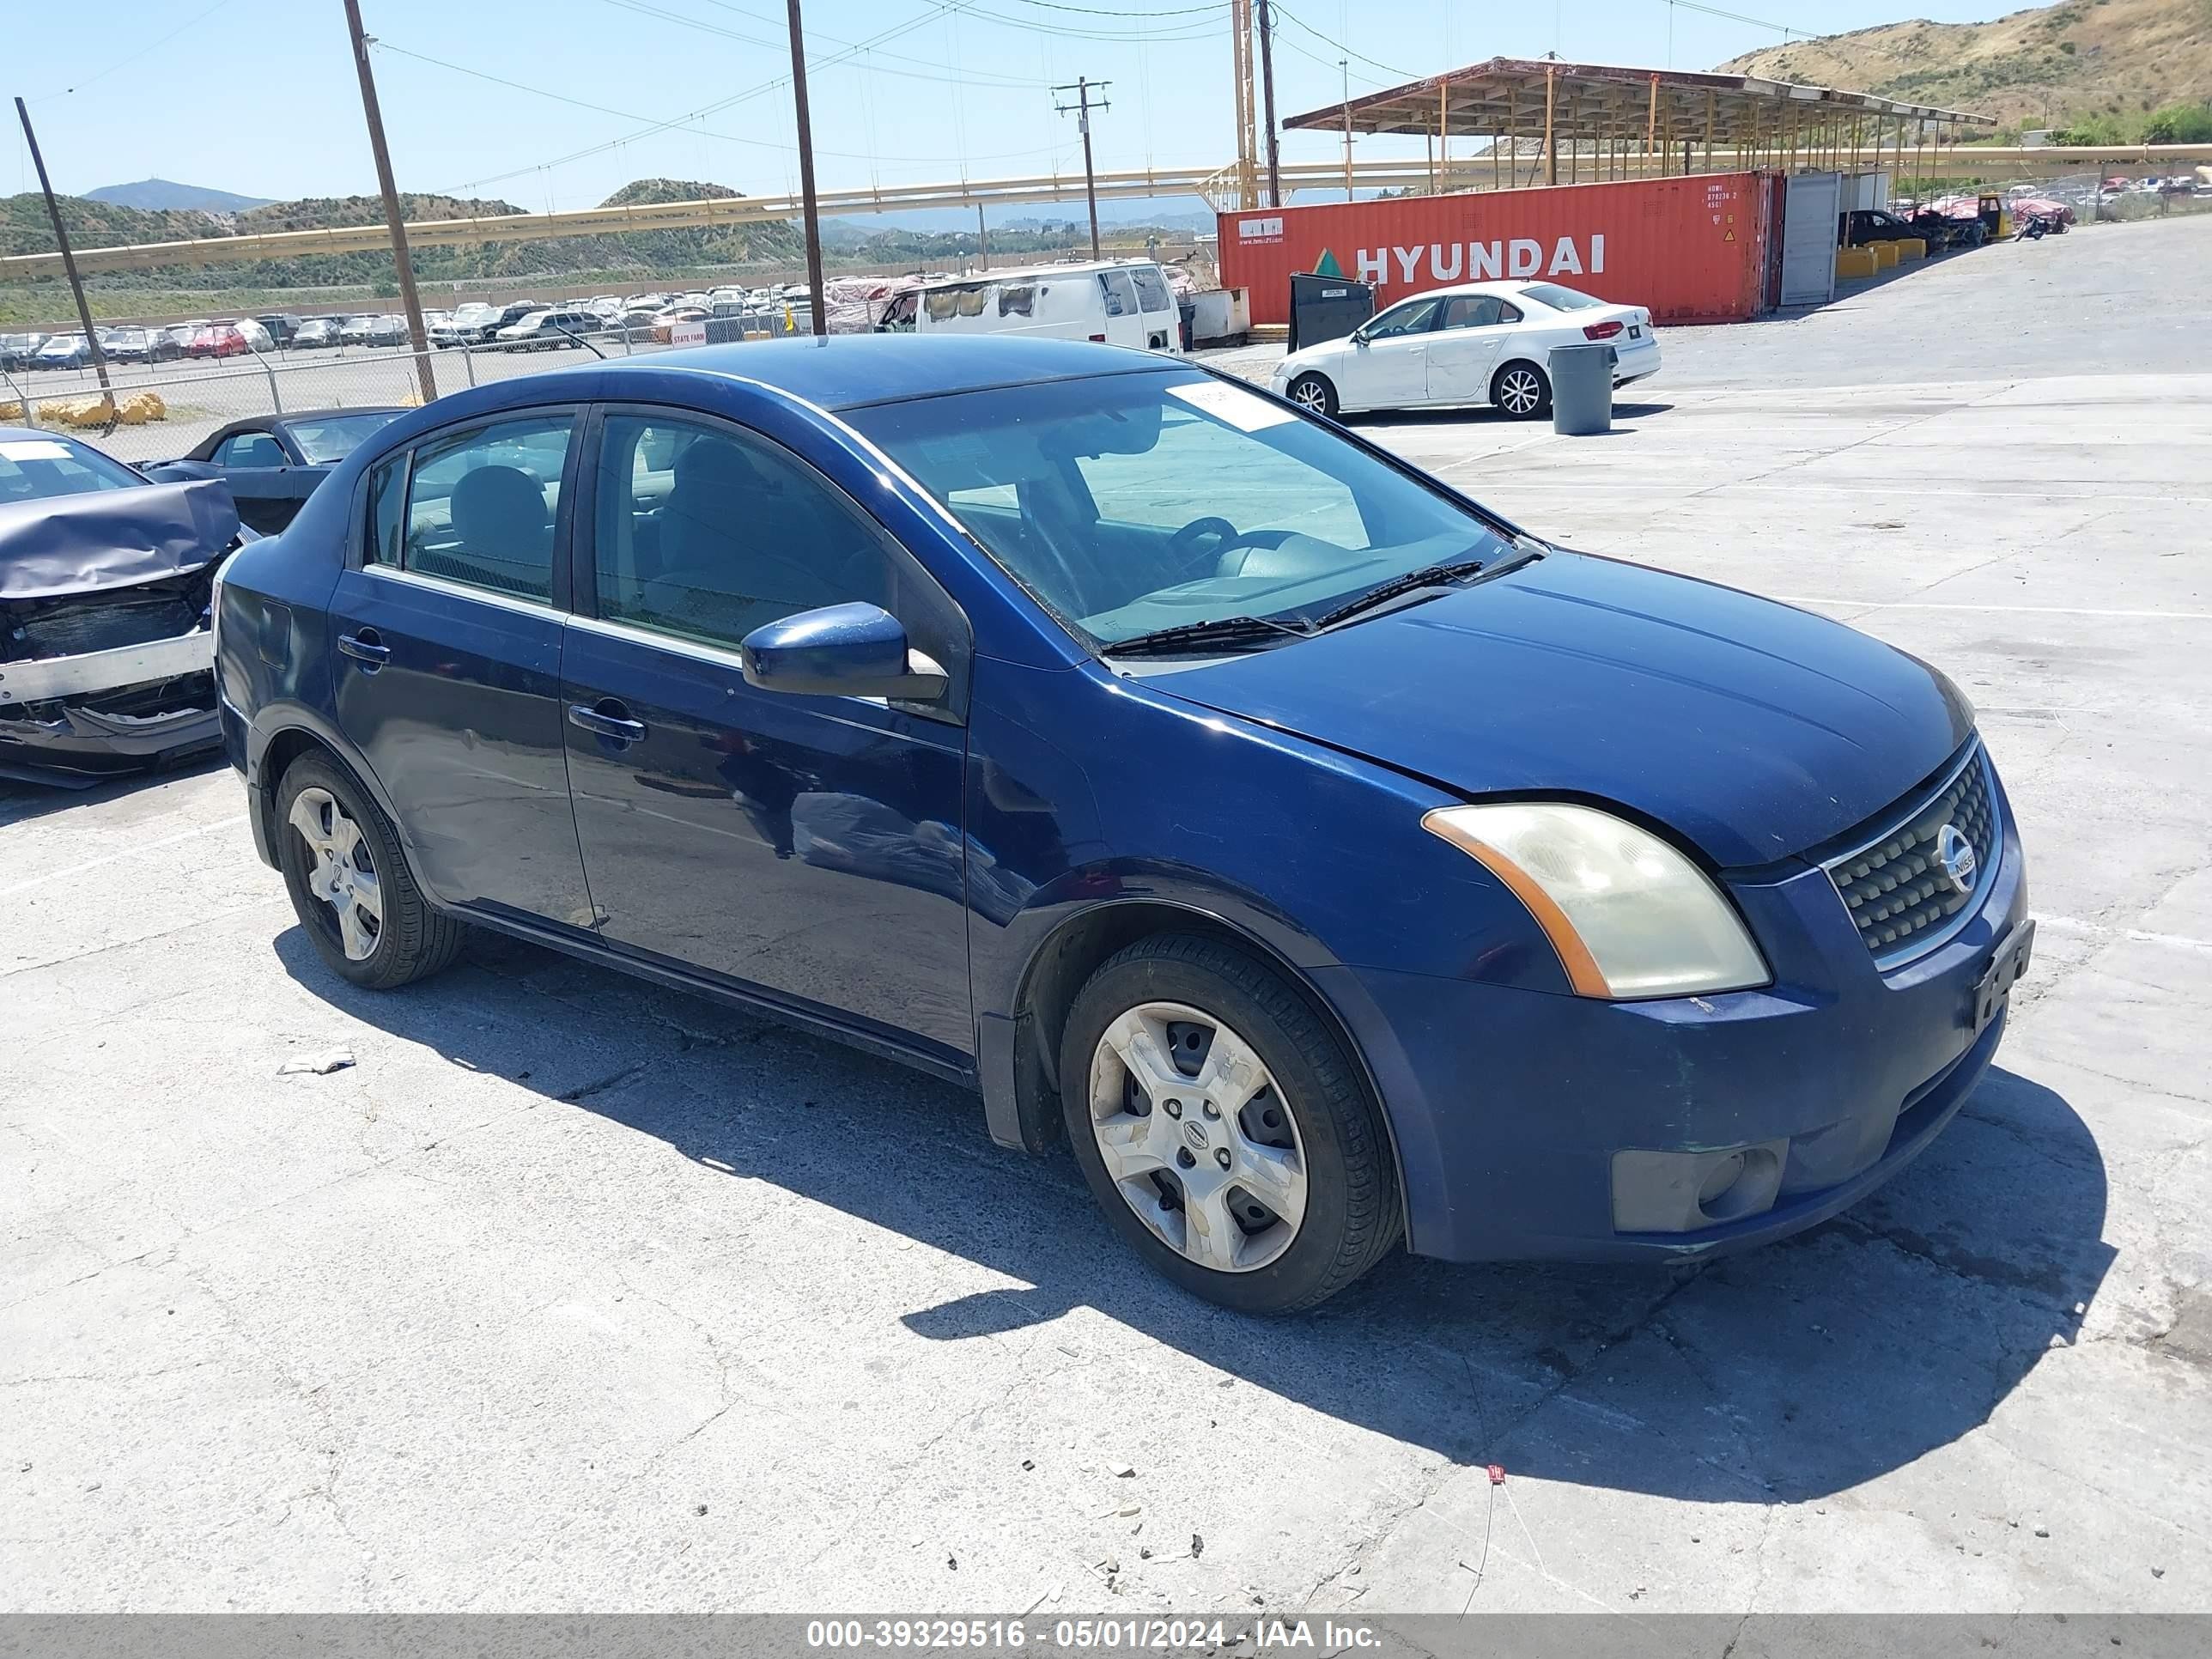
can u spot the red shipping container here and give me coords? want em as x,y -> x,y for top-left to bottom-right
1218,173 -> 1772,327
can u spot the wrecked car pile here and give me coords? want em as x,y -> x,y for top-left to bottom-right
0,431 -> 249,787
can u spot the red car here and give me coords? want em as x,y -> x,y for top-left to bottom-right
185,324 -> 249,360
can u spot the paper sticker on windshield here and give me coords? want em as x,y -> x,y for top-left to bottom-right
1168,380 -> 1296,432
0,440 -> 72,462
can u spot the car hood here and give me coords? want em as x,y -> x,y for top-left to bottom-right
1277,336 -> 1356,378
0,478 -> 240,600
1146,552 -> 1973,867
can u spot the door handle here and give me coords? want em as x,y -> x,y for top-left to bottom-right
568,700 -> 647,743
337,629 -> 390,667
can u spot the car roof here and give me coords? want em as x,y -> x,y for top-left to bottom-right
626,334 -> 1179,410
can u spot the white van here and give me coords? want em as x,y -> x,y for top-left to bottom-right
877,259 -> 1183,353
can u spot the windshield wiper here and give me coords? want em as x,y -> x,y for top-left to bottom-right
1310,537 -> 1548,631
1107,613 -> 1315,657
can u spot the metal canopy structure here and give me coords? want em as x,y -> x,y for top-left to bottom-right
1281,58 -> 1996,195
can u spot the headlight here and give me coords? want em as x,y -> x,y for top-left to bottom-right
1422,803 -> 1769,1000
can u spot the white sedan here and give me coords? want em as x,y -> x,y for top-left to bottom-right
1269,280 -> 1660,421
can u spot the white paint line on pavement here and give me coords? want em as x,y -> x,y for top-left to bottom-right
1776,599 -> 2212,621
2039,916 -> 2212,957
0,814 -> 246,900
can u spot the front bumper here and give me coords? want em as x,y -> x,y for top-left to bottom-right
0,632 -> 222,787
1318,774 -> 2029,1262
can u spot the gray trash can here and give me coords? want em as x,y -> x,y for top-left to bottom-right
1548,342 -> 1617,435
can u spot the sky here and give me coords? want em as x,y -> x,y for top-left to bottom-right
8,0 -> 2016,215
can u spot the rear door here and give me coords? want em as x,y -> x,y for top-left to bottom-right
1099,270 -> 1146,348
559,406 -> 975,1059
1425,295 -> 1517,404
328,409 -> 594,930
1129,264 -> 1181,353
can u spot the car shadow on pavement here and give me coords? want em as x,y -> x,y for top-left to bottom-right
279,927 -> 2112,1506
0,751 -> 228,829
1344,402 -> 1676,430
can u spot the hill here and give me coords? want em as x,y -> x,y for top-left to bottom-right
1718,0 -> 2212,130
86,179 -> 272,213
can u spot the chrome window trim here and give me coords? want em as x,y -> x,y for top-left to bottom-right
361,562 -> 566,623
1820,739 -> 2001,971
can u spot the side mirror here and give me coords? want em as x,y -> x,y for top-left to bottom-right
1350,329 -> 1370,346
740,602 -> 948,702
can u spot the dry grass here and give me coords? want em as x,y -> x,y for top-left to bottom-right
1720,0 -> 2212,126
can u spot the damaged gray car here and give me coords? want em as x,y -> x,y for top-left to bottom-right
0,428 -> 253,787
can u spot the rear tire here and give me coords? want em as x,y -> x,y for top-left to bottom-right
1060,933 -> 1401,1314
275,753 -> 466,991
1492,361 -> 1552,420
1285,373 -> 1340,420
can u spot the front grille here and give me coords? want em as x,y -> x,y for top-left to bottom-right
1823,744 -> 1998,963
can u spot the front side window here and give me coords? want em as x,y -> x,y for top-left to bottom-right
851,371 -> 1510,649
398,415 -> 574,601
214,431 -> 286,468
591,415 -> 892,651
1361,298 -> 1441,340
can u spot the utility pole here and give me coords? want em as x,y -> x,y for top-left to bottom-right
342,0 -> 436,406
1054,78 -> 1109,259
1340,60 -> 1354,202
14,97 -> 112,401
975,203 -> 988,273
786,0 -> 828,337
1256,0 -> 1282,208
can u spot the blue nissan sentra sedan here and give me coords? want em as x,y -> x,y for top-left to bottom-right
213,337 -> 2033,1312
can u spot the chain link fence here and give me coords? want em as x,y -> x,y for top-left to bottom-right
1,330 -> 701,467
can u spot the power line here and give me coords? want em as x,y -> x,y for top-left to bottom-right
26,0 -> 240,100
374,40 -> 1071,167
1667,0 -> 1809,38
1269,4 -> 1415,84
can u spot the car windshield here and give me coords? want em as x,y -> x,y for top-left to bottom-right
286,411 -> 403,465
848,369 -> 1512,650
1519,283 -> 1605,312
0,434 -> 143,502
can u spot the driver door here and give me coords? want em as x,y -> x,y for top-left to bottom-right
1339,296 -> 1441,410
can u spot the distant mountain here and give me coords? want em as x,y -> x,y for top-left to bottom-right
1717,0 -> 2212,130
85,178 -> 272,213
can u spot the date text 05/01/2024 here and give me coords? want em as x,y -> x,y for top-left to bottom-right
805,1618 -> 1384,1650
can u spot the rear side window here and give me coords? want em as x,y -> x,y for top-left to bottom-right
398,416 -> 574,602
1520,283 -> 1604,312
1100,270 -> 1139,318
1130,266 -> 1172,312
1439,295 -> 1506,330
998,284 -> 1035,318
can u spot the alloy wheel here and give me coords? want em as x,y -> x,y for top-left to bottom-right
1086,1000 -> 1309,1273
1497,367 -> 1545,416
288,787 -> 384,961
1289,379 -> 1330,413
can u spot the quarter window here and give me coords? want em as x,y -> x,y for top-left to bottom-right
590,415 -> 895,651
398,415 -> 574,601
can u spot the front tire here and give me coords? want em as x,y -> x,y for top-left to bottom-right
1060,934 -> 1401,1313
276,754 -> 466,990
1492,361 -> 1552,420
1285,372 -> 1339,420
